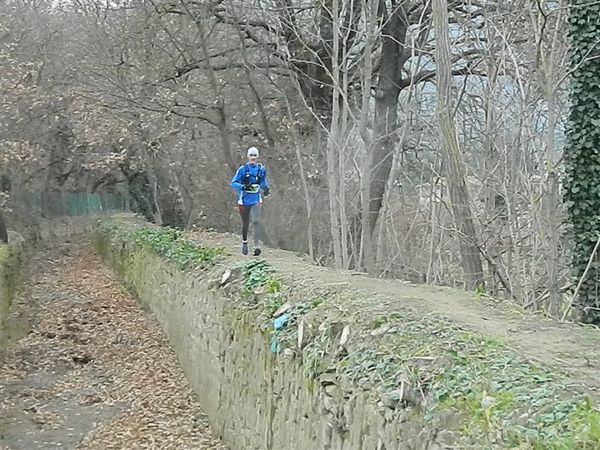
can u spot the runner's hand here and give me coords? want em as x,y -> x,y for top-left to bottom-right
263,187 -> 270,197
243,184 -> 260,193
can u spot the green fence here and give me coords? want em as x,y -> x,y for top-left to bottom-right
12,191 -> 129,218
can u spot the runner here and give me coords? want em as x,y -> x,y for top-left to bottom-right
230,146 -> 270,256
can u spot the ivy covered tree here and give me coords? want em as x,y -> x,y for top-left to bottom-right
564,1 -> 600,323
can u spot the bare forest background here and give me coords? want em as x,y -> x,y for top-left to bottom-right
1,0 -> 573,316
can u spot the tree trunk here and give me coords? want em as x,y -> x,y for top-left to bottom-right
545,94 -> 561,316
0,211 -> 7,243
563,0 -> 600,324
327,0 -> 343,269
368,1 -> 409,238
433,0 -> 484,290
539,2 -> 565,316
120,161 -> 157,224
358,0 -> 376,273
338,19 -> 351,269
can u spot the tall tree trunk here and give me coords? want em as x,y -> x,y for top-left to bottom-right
327,0 -> 343,269
538,1 -> 565,316
327,129 -> 343,269
359,0 -> 376,273
433,0 -> 484,290
338,12 -> 351,269
368,1 -> 408,239
545,94 -> 561,315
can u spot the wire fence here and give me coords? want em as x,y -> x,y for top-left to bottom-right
7,190 -> 129,218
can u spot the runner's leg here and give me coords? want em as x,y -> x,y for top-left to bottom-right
250,204 -> 262,255
238,205 -> 251,254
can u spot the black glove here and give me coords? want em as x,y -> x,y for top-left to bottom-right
242,184 -> 252,191
263,187 -> 270,197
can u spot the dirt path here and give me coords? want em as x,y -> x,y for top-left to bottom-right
197,231 -> 600,394
0,240 -> 227,450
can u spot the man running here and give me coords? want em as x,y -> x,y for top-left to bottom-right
230,146 -> 270,256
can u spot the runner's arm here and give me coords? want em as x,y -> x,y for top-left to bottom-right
230,167 -> 245,191
260,166 -> 269,191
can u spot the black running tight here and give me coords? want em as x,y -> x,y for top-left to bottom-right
238,204 -> 262,246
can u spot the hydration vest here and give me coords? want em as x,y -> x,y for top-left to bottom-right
242,163 -> 265,186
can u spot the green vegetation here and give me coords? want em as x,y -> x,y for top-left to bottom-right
336,314 -> 600,448
233,259 -> 290,319
235,259 -> 277,296
564,1 -> 600,324
133,227 -> 223,270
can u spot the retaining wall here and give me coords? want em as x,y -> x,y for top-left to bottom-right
94,220 -> 454,450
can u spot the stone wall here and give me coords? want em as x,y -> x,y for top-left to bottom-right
95,220 -> 454,450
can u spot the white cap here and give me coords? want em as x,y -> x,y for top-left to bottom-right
247,146 -> 259,157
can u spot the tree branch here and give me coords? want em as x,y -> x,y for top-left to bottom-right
399,64 -> 485,89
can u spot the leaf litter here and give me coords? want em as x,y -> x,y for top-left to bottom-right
0,240 -> 228,450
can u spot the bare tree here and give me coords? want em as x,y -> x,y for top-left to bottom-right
433,0 -> 484,289
1,0 -> 579,317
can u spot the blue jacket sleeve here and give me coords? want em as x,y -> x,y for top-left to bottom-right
260,166 -> 269,190
230,166 -> 245,191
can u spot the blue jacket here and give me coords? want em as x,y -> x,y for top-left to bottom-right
230,163 -> 269,206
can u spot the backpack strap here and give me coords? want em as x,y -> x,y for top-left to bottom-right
242,164 -> 250,184
243,163 -> 264,183
257,163 -> 264,181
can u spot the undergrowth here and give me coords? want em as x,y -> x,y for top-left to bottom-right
234,258 -> 327,329
133,226 -> 223,270
235,259 -> 277,296
335,314 -> 600,449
